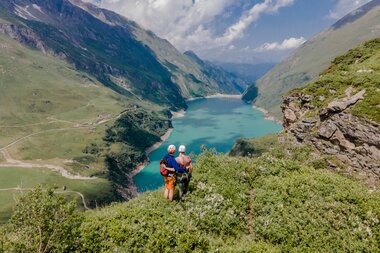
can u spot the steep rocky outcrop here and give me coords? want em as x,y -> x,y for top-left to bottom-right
282,89 -> 380,186
279,38 -> 380,187
0,23 -> 68,59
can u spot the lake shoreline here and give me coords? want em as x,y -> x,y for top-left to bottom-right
187,93 -> 242,101
129,94 -> 280,195
127,127 -> 175,196
252,105 -> 283,125
127,94 -> 239,195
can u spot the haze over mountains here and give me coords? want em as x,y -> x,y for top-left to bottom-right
243,0 -> 380,119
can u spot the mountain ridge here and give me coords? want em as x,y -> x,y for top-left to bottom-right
0,0 -> 247,110
243,0 -> 380,119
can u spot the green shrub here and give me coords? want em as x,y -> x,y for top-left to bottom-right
2,187 -> 83,252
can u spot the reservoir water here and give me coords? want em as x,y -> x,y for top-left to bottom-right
133,97 -> 282,192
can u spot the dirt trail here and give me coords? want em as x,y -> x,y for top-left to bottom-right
0,149 -> 95,180
0,187 -> 90,210
0,111 -> 129,180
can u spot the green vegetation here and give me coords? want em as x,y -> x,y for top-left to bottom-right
292,38 -> 380,123
104,105 -> 171,192
1,142 -> 378,252
229,134 -> 279,157
249,4 -> 380,119
1,187 -> 83,252
0,167 -> 114,224
0,29 -> 178,218
0,32 -> 126,171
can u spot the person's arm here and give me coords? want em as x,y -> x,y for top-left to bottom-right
186,160 -> 193,173
186,161 -> 193,170
170,157 -> 187,173
161,163 -> 175,172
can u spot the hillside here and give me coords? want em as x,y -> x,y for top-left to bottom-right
0,0 -> 247,109
1,39 -> 379,252
282,38 -> 380,186
0,0 -> 251,218
243,0 -> 380,119
1,142 -> 379,252
0,28 -> 175,220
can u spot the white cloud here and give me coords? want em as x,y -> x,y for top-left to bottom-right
328,0 -> 372,20
254,37 -> 306,52
216,0 -> 294,46
87,0 -> 295,52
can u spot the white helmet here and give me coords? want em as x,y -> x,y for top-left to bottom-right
179,145 -> 186,153
168,144 -> 176,153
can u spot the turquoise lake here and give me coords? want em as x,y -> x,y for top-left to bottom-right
133,98 -> 282,192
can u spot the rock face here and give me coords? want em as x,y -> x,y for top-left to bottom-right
282,90 -> 380,186
0,23 -> 47,52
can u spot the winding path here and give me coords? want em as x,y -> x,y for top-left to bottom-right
0,149 -> 95,180
0,111 -> 128,180
0,187 -> 90,210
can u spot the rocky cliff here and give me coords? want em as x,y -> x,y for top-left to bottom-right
283,92 -> 379,186
282,39 -> 380,187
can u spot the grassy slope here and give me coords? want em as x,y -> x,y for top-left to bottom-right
74,142 -> 380,252
0,26 -> 179,218
0,32 -> 136,220
0,32 -> 127,171
292,38 -> 380,124
0,167 -> 113,224
250,4 -> 380,119
229,134 -> 279,157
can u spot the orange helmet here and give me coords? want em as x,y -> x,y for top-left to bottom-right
168,144 -> 176,153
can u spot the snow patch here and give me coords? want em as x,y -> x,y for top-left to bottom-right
14,4 -> 45,21
32,4 -> 44,14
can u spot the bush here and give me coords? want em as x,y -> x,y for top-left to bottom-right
2,187 -> 83,252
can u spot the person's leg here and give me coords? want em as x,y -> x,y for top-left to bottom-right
186,174 -> 191,193
164,188 -> 169,199
168,189 -> 174,201
178,182 -> 184,200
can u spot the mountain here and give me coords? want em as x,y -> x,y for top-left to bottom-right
237,38 -> 380,185
243,0 -> 380,119
214,62 -> 276,83
0,0 -> 250,205
0,0 -> 247,111
184,51 -> 248,93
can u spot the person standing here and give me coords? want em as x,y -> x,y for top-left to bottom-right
162,145 -> 186,201
176,145 -> 193,195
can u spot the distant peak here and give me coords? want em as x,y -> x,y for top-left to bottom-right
332,0 -> 380,29
184,50 -> 203,65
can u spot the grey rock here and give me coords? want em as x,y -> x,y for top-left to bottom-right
327,89 -> 366,113
301,94 -> 313,103
282,91 -> 380,184
318,122 -> 337,139
302,118 -> 318,125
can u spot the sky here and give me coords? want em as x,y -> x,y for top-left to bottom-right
87,0 -> 372,63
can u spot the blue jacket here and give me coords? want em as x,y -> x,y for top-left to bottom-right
163,154 -> 186,176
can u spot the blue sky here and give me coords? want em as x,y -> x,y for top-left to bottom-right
88,0 -> 372,63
